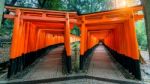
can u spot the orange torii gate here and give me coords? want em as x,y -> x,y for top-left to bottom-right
4,6 -> 80,78
78,6 -> 143,80
4,5 -> 144,80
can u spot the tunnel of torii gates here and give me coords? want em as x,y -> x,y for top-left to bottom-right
4,5 -> 143,80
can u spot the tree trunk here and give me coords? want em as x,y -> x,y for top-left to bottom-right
142,0 -> 150,60
0,0 -> 5,28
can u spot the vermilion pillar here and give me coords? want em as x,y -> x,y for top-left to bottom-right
65,13 -> 72,73
8,9 -> 21,78
128,12 -> 141,80
80,16 -> 85,70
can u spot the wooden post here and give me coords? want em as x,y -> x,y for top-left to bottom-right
124,21 -> 131,57
65,13 -> 71,56
127,11 -> 141,80
16,19 -> 24,57
10,9 -> 21,59
84,25 -> 88,52
65,13 -> 71,73
128,11 -> 139,61
8,9 -> 21,78
80,16 -> 85,56
80,16 -> 85,70
24,22 -> 30,54
87,32 -> 90,49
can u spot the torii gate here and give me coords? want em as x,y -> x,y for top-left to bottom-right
4,6 -> 79,78
78,6 -> 143,80
4,5 -> 144,80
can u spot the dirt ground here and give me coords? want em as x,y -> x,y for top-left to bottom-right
140,51 -> 150,83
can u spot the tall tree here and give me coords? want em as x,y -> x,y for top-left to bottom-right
142,0 -> 150,59
0,0 -> 5,28
37,0 -> 115,14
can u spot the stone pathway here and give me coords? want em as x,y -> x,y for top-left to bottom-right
87,45 -> 126,80
23,46 -> 64,81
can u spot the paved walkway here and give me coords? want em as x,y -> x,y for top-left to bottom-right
87,44 -> 126,80
23,46 -> 64,80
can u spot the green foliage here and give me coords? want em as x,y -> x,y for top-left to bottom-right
72,42 -> 80,49
71,25 -> 80,36
62,0 -> 114,14
0,19 -> 13,38
136,19 -> 148,50
38,0 -> 66,10
37,0 -> 139,14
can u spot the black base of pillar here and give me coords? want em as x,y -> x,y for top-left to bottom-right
62,49 -> 72,73
7,59 -> 13,78
79,44 -> 99,71
104,44 -> 142,80
66,56 -> 72,73
7,43 -> 64,78
80,55 -> 84,70
133,60 -> 141,80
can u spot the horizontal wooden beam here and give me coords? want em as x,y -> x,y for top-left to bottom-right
85,17 -> 128,24
87,24 -> 121,30
4,14 -> 15,19
45,32 -> 64,34
39,29 -> 64,32
5,6 -> 76,14
42,31 -> 64,34
89,30 -> 111,33
82,5 -> 143,17
22,16 -> 65,21
134,14 -> 144,21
